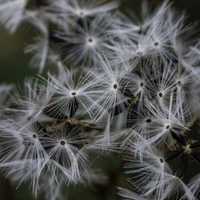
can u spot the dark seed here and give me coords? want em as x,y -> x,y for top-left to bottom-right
60,140 -> 66,146
158,92 -> 163,98
113,84 -> 118,89
160,158 -> 164,163
88,38 -> 93,43
33,134 -> 37,139
166,125 -> 170,130
154,42 -> 159,46
146,118 -> 152,123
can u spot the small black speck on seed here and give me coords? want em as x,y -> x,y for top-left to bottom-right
113,84 -> 118,89
140,82 -> 144,87
160,158 -> 164,163
158,92 -> 163,98
154,42 -> 159,46
88,38 -> 93,43
146,118 -> 152,123
60,140 -> 66,146
33,134 -> 37,139
177,80 -> 182,86
166,125 -> 170,130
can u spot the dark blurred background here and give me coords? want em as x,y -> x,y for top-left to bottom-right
0,0 -> 200,199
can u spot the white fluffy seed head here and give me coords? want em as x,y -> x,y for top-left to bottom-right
1,1 -> 200,200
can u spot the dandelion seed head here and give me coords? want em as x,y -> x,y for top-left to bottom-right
69,90 -> 79,97
1,0 -> 200,200
165,124 -> 171,130
139,81 -> 145,88
145,118 -> 152,123
154,41 -> 160,47
76,8 -> 87,18
159,158 -> 164,164
59,140 -> 66,146
32,134 -> 37,139
111,82 -> 118,91
158,91 -> 164,98
85,36 -> 97,48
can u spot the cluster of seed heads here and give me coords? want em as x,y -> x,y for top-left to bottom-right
1,0 -> 200,200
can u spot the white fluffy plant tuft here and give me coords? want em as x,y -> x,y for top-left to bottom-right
1,0 -> 200,200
